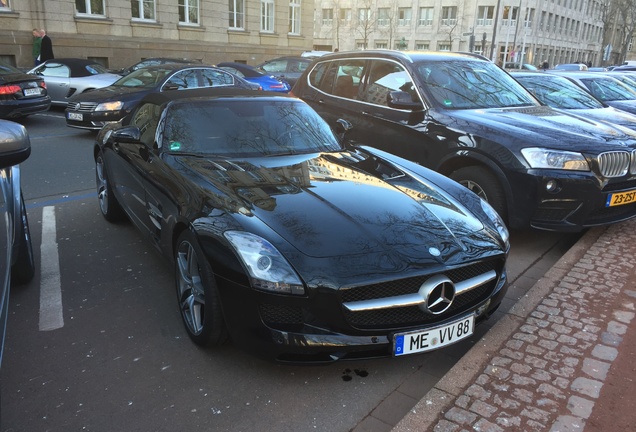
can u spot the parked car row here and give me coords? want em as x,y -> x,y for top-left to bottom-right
6,50 -> 636,363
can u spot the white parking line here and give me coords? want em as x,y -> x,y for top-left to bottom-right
39,206 -> 64,331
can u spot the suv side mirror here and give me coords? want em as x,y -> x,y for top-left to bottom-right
388,91 -> 423,110
0,120 -> 31,169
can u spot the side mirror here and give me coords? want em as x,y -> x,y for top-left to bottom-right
335,118 -> 352,135
112,126 -> 142,143
0,120 -> 31,169
388,90 -> 423,110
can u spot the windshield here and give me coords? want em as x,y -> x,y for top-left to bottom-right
113,68 -> 174,88
516,75 -> 605,109
580,77 -> 636,102
85,63 -> 110,75
413,60 -> 537,109
161,99 -> 343,157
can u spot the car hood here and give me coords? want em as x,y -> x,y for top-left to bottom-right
559,106 -> 636,132
68,84 -> 147,102
445,105 -> 636,150
72,73 -> 121,86
605,100 -> 636,116
177,152 -> 498,260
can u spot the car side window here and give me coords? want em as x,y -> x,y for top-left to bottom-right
200,69 -> 235,87
37,63 -> 70,78
164,69 -> 199,90
130,102 -> 162,147
309,60 -> 365,100
359,61 -> 416,107
261,60 -> 287,73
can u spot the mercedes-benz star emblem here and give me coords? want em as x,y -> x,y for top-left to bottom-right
418,275 -> 456,315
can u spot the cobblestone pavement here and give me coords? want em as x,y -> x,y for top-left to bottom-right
392,219 -> 636,432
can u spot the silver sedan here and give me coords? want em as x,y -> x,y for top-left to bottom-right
28,58 -> 121,106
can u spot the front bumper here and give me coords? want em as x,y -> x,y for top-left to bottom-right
65,108 -> 124,130
217,258 -> 508,364
524,169 -> 636,231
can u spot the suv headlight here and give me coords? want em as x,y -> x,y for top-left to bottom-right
224,231 -> 305,295
521,148 -> 589,171
95,101 -> 124,112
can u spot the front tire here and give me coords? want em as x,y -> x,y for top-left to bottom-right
11,195 -> 35,285
95,151 -> 125,222
450,166 -> 508,223
175,230 -> 227,347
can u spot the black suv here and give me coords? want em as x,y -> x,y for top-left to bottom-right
293,50 -> 636,231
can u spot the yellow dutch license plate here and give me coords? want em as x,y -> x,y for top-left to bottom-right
606,190 -> 636,207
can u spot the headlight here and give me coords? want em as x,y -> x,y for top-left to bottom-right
480,199 -> 509,246
95,101 -> 124,112
521,148 -> 589,171
224,231 -> 305,295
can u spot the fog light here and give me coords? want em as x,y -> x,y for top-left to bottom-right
545,179 -> 560,193
475,299 -> 491,317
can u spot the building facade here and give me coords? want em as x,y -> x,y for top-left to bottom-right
0,0 -> 314,69
312,0 -> 609,68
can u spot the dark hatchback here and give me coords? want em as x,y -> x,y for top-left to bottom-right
292,50 -> 636,231
94,88 -> 509,363
0,63 -> 50,119
66,64 -> 255,130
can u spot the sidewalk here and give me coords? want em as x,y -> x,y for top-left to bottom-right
392,219 -> 636,432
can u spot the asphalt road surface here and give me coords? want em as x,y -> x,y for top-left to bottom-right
0,109 -> 582,432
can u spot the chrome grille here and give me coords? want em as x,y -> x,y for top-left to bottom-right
66,101 -> 98,112
598,151 -> 630,178
631,150 -> 636,174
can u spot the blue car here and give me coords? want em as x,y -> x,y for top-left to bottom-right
217,62 -> 291,93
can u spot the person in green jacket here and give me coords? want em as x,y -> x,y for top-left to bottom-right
32,29 -> 42,66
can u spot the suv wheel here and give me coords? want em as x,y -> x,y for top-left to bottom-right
450,166 -> 508,222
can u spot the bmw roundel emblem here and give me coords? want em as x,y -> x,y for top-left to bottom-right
429,247 -> 441,257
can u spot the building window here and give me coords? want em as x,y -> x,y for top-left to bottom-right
502,6 -> 518,26
438,43 -> 451,51
376,41 -> 388,49
477,6 -> 494,26
358,8 -> 370,22
262,0 -> 275,31
377,8 -> 389,26
441,7 -> 457,26
356,41 -> 366,50
77,0 -> 105,15
229,0 -> 244,29
398,8 -> 411,26
340,8 -> 351,23
418,7 -> 433,26
322,8 -> 333,26
0,0 -> 10,9
131,0 -> 155,20
415,42 -> 429,50
179,0 -> 199,24
289,0 -> 301,35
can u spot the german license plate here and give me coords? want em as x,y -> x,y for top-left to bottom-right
606,190 -> 636,207
67,112 -> 83,121
23,88 -> 40,96
393,315 -> 474,356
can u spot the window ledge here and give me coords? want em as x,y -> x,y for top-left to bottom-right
178,23 -> 204,31
74,15 -> 112,23
130,20 -> 162,28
